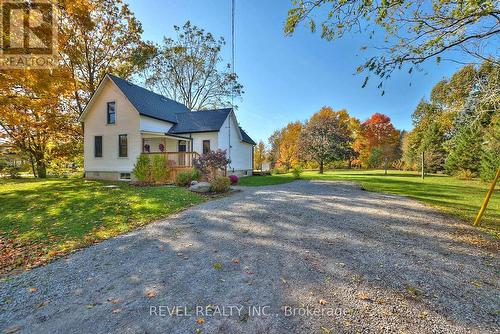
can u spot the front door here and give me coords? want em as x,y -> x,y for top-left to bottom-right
178,140 -> 187,166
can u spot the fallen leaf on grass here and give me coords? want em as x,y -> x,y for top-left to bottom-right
196,317 -> 205,325
29,287 -> 37,293
232,258 -> 240,264
212,263 -> 223,270
318,299 -> 328,305
280,278 -> 287,284
146,291 -> 157,299
112,308 -> 122,314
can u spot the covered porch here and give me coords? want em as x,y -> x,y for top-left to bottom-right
141,131 -> 199,181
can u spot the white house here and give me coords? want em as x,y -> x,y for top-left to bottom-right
78,74 -> 255,181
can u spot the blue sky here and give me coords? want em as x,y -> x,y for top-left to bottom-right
127,0 -> 466,143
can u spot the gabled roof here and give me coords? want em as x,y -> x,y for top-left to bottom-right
80,74 -> 256,145
239,127 -> 256,145
108,74 -> 189,123
168,108 -> 232,134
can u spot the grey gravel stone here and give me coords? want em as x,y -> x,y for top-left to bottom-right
0,180 -> 498,334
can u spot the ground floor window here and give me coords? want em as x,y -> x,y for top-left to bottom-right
119,134 -> 128,157
120,173 -> 131,180
203,140 -> 210,154
94,136 -> 102,157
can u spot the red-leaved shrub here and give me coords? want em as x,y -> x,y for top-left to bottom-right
228,175 -> 238,185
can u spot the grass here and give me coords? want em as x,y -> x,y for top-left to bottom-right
0,178 -> 205,275
239,170 -> 499,236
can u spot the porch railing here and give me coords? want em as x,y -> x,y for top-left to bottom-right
144,152 -> 200,168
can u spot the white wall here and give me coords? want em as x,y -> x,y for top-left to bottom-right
83,79 -> 141,173
140,116 -> 173,133
218,113 -> 253,171
190,132 -> 219,154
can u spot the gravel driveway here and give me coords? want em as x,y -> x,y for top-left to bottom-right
1,180 -> 499,333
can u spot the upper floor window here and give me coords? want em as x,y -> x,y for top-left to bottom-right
119,134 -> 128,157
94,136 -> 102,157
107,102 -> 116,124
203,140 -> 210,154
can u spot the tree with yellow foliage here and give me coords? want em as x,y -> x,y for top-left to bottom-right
278,122 -> 302,171
253,141 -> 267,171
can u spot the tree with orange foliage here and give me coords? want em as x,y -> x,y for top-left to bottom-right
299,107 -> 354,174
0,70 -> 77,178
357,113 -> 401,174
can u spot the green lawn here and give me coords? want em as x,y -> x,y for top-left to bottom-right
240,170 -> 499,236
0,178 -> 205,275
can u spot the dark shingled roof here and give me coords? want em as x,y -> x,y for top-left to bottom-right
107,74 -> 256,145
239,127 -> 256,145
108,74 -> 189,123
168,109 -> 232,134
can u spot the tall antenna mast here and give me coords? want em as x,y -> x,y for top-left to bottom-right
231,0 -> 235,107
228,0 -> 235,168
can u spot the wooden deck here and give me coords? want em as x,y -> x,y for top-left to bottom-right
143,152 -> 200,183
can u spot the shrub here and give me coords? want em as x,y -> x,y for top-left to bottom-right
133,154 -> 153,184
191,168 -> 202,181
228,175 -> 238,184
271,167 -> 287,175
291,165 -> 303,179
151,154 -> 170,184
193,149 -> 230,180
5,166 -> 20,179
456,169 -> 476,180
175,171 -> 193,186
210,176 -> 231,193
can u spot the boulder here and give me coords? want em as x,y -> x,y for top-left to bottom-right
190,180 -> 199,186
189,182 -> 211,193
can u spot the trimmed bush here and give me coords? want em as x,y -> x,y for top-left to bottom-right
291,165 -> 303,179
132,154 -> 153,184
210,176 -> 231,193
191,168 -> 202,181
175,171 -> 193,186
228,175 -> 238,185
133,154 -> 171,185
151,154 -> 170,184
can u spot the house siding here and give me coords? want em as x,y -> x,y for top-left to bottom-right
83,80 -> 141,178
218,113 -> 253,175
140,116 -> 174,133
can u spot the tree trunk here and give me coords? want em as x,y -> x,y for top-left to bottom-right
34,155 -> 47,178
319,161 -> 324,174
348,159 -> 352,169
384,158 -> 388,176
29,154 -> 37,178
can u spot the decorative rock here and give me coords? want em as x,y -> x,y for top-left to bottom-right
190,180 -> 199,186
189,182 -> 211,193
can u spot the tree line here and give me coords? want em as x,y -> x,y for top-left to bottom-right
403,61 -> 499,181
255,60 -> 499,180
254,108 -> 402,175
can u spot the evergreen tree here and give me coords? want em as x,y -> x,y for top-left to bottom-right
480,115 -> 500,181
445,126 -> 483,176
